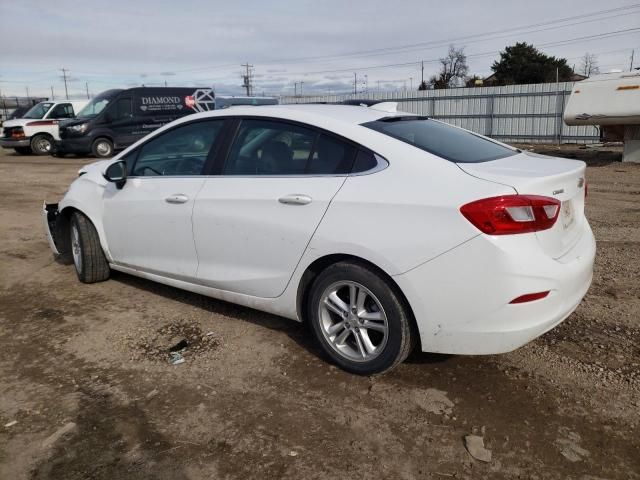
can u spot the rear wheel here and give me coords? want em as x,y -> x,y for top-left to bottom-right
14,147 -> 32,155
30,134 -> 53,155
91,138 -> 114,158
308,261 -> 414,375
70,212 -> 110,283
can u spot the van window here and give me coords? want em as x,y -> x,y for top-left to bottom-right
77,97 -> 110,119
131,120 -> 224,176
114,98 -> 133,120
50,103 -> 75,119
362,117 -> 517,163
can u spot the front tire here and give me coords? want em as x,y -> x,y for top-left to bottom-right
70,213 -> 110,283
91,138 -> 114,158
30,134 -> 53,155
308,261 -> 414,375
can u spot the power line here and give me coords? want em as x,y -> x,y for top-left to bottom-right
295,28 -> 640,76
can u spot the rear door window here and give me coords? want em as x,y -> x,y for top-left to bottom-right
223,119 -> 360,175
362,117 -> 517,163
223,119 -> 317,175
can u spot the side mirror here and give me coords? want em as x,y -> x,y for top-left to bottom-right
104,160 -> 127,189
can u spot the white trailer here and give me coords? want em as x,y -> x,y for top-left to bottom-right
564,71 -> 640,162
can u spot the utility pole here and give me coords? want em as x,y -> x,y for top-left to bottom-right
60,68 -> 69,99
353,72 -> 357,95
410,77 -> 413,91
421,60 -> 424,87
294,82 -> 297,97
241,62 -> 254,96
51,86 -> 54,100
631,49 -> 635,71
299,81 -> 304,97
85,82 -> 90,99
25,86 -> 30,100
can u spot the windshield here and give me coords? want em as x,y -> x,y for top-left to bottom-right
362,117 -> 517,163
77,97 -> 111,118
23,102 -> 55,119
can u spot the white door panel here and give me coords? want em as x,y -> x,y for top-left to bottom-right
103,177 -> 205,279
193,177 -> 346,298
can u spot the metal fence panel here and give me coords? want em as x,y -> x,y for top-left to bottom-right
279,82 -> 599,144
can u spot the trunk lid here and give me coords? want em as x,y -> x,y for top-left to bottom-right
458,151 -> 587,258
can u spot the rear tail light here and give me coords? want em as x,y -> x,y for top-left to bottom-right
460,195 -> 560,235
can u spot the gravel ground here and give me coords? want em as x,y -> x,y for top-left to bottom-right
0,146 -> 638,479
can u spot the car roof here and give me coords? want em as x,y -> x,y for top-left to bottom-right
195,103 -> 411,126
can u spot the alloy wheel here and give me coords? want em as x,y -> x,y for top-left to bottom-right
318,281 -> 389,362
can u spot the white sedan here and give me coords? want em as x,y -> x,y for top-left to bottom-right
43,102 -> 595,375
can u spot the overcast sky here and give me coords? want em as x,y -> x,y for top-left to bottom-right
1,0 -> 638,99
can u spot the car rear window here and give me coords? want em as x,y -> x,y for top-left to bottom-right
362,117 -> 517,163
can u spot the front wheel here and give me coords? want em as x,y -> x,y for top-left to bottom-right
70,212 -> 110,283
91,138 -> 114,158
308,262 -> 415,375
30,134 -> 53,155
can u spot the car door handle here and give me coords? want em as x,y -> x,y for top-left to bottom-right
278,194 -> 312,205
165,194 -> 189,204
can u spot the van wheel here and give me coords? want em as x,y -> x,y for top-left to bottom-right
70,212 -> 110,283
14,147 -> 32,155
308,261 -> 415,375
30,134 -> 53,155
92,138 -> 114,158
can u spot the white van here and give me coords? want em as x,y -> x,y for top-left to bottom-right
0,100 -> 88,155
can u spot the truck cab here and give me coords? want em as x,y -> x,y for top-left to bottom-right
0,100 -> 88,155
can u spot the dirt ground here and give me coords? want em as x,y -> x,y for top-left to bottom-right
0,145 -> 638,480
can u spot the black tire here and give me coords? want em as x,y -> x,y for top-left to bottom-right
30,134 -> 53,155
14,146 -> 32,155
91,138 -> 114,158
308,261 -> 415,375
70,212 -> 110,283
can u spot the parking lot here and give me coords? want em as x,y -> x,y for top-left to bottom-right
0,147 -> 638,479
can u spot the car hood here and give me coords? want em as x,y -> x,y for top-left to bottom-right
60,118 -> 87,128
2,119 -> 30,128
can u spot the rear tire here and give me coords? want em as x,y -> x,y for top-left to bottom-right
14,147 -> 32,155
70,212 -> 110,283
308,261 -> 415,375
91,138 -> 114,158
30,134 -> 53,155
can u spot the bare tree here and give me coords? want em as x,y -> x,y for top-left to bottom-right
579,53 -> 600,77
429,45 -> 469,89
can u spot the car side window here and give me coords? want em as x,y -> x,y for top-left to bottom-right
50,103 -> 74,119
223,119 -> 317,175
306,134 -> 357,174
131,120 -> 224,177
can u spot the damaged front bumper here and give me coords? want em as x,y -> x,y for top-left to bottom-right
43,201 -> 61,255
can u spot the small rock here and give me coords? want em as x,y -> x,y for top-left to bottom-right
464,435 -> 492,462
42,422 -> 77,449
4,420 -> 18,428
288,450 -> 298,457
146,389 -> 159,399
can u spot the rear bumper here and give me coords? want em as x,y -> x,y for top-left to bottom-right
43,202 -> 61,255
54,137 -> 92,154
394,221 -> 596,355
0,137 -> 30,148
